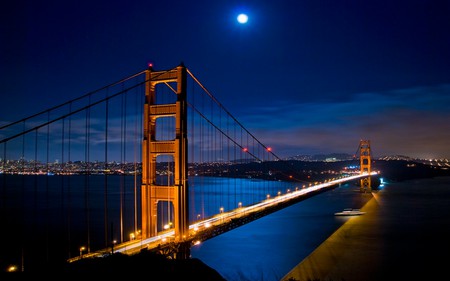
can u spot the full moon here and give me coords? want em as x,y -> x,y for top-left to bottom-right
237,13 -> 248,24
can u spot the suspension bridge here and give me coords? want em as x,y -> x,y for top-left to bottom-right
0,63 -> 377,272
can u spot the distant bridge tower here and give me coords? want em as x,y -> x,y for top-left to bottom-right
359,139 -> 372,193
141,63 -> 189,255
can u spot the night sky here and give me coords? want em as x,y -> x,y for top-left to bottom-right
1,0 -> 449,159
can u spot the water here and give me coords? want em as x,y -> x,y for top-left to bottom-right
190,180 -> 371,281
190,176 -> 450,281
1,174 -> 449,280
0,173 -> 311,271
0,174 -> 140,270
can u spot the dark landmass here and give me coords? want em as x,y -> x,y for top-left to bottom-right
372,159 -> 450,181
1,249 -> 226,280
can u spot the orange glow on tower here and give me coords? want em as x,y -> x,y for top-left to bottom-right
359,140 -> 372,193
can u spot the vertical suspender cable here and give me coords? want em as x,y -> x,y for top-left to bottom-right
219,104 -> 223,211
104,92 -> 109,247
67,103 -> 72,258
32,128 -> 38,265
210,95 -> 216,213
60,116 -> 66,257
85,95 -> 91,253
45,113 -> 50,262
20,121 -> 26,268
189,78 -> 194,223
120,87 -> 125,242
133,85 -> 138,235
200,87 -> 206,217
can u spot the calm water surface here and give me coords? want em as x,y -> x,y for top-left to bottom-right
2,174 -> 449,280
190,176 -> 450,281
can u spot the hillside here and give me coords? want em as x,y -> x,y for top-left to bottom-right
2,249 -> 226,280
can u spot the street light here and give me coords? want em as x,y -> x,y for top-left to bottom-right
111,240 -> 117,254
79,246 -> 86,258
238,202 -> 244,216
7,265 -> 18,272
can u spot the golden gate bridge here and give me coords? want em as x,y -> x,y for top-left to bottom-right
0,63 -> 376,272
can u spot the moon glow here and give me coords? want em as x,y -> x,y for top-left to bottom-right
237,13 -> 248,24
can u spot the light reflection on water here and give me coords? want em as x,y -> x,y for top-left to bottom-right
191,177 -> 450,281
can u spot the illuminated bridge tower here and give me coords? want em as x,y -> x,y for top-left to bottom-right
359,139 -> 372,193
141,64 -> 189,252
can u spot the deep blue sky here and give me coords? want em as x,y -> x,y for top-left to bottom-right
1,0 -> 449,159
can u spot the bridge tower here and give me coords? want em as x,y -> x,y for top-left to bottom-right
141,63 -> 189,257
359,139 -> 372,193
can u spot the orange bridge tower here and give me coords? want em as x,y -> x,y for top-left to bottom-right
359,139 -> 372,193
141,64 -> 189,257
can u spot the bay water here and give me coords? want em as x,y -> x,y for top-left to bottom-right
190,176 -> 450,281
1,173 -> 449,280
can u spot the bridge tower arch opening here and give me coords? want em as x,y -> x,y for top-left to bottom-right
141,64 -> 189,251
359,139 -> 372,193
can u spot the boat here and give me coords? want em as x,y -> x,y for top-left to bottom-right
334,208 -> 366,216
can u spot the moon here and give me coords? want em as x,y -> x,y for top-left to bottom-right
237,13 -> 248,24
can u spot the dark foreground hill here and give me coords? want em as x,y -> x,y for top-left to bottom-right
2,249 -> 226,281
